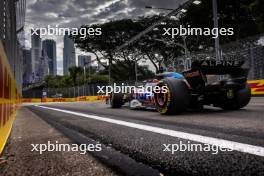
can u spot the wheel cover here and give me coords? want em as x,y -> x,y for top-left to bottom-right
156,92 -> 168,106
155,83 -> 169,108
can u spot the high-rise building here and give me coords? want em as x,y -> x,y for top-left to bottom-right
31,29 -> 42,81
39,50 -> 49,79
0,0 -> 26,88
22,49 -> 32,84
42,39 -> 57,75
78,55 -> 91,68
63,35 -> 76,75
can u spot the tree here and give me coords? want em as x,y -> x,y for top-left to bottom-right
71,19 -> 146,69
68,66 -> 83,86
181,0 -> 264,46
109,60 -> 155,82
44,75 -> 68,88
72,0 -> 264,72
71,16 -> 186,70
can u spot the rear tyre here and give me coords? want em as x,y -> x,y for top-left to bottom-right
221,84 -> 251,110
154,78 -> 190,115
110,93 -> 123,108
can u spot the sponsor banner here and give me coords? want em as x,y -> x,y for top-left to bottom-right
41,98 -> 76,102
248,80 -> 264,95
77,96 -> 99,101
22,96 -> 108,103
22,98 -> 42,103
97,95 -> 108,100
0,41 -> 21,155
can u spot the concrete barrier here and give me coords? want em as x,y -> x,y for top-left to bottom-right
21,80 -> 264,104
0,41 -> 21,155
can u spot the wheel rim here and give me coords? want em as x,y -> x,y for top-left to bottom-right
157,93 -> 167,106
155,85 -> 168,107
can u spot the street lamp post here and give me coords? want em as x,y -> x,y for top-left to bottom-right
142,1 -> 201,70
154,38 -> 190,69
135,58 -> 138,85
145,6 -> 174,11
108,58 -> 112,84
84,60 -> 95,96
212,0 -> 221,61
74,50 -> 97,96
83,66 -> 86,96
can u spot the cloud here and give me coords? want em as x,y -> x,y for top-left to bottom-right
26,0 -> 187,75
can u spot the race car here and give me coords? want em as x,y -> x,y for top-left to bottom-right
109,59 -> 251,115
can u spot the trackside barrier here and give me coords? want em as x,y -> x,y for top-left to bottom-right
21,98 -> 42,103
0,41 -> 21,155
21,96 -> 107,103
248,80 -> 264,95
21,80 -> 264,104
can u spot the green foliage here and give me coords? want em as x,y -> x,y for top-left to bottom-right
45,65 -> 148,88
44,75 -> 69,88
68,66 -> 83,86
90,75 -> 109,83
182,0 -> 264,45
110,60 -> 155,82
70,0 -> 264,73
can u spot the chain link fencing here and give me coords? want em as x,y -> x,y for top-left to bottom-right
23,34 -> 264,98
23,81 -> 141,98
174,35 -> 264,80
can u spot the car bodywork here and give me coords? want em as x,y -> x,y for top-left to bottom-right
109,59 -> 251,114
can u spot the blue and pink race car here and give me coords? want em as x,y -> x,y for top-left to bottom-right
109,59 -> 251,115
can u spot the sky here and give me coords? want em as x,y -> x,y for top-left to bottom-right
25,0 -> 187,75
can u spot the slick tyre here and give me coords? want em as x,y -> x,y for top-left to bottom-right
111,93 -> 123,108
154,78 -> 190,115
221,84 -> 251,110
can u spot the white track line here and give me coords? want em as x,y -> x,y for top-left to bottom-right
35,105 -> 264,157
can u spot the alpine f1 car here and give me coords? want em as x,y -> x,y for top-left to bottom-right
109,59 -> 251,115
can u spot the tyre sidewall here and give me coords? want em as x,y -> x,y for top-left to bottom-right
155,78 -> 190,115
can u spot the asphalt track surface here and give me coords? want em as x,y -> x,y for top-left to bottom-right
27,97 -> 264,176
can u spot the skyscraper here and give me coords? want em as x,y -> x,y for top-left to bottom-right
31,29 -> 42,81
78,55 -> 91,68
22,49 -> 32,84
39,50 -> 49,79
63,35 -> 76,75
42,39 -> 57,75
0,0 -> 26,88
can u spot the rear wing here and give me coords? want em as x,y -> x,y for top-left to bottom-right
182,59 -> 249,91
190,59 -> 249,77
